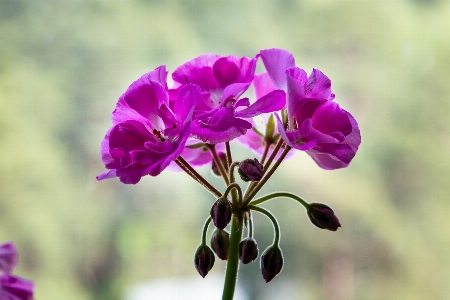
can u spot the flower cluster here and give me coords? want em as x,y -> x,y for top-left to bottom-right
0,242 -> 34,300
97,48 -> 360,292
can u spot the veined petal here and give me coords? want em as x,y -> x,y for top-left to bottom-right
235,90 -> 286,118
286,67 -> 308,126
221,82 -> 251,102
307,152 -> 349,170
172,54 -> 221,90
260,48 -> 296,90
305,69 -> 332,100
174,84 -> 201,124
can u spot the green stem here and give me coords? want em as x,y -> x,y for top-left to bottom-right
176,157 -> 222,198
248,216 -> 254,238
250,192 -> 309,209
201,217 -> 212,245
248,205 -> 280,246
243,146 -> 292,206
222,217 -> 243,300
229,162 -> 240,184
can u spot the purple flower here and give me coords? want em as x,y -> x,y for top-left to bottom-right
172,54 -> 286,144
0,243 -> 17,274
260,245 -> 283,283
0,242 -> 34,300
97,66 -> 201,184
260,48 -> 360,169
1,275 -> 34,300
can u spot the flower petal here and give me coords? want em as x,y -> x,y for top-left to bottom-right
305,69 -> 332,100
213,57 -> 240,87
0,243 -> 17,274
253,72 -> 276,99
174,83 -> 201,125
260,48 -> 296,90
235,90 -> 286,118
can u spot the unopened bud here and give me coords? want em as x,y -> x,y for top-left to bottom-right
194,245 -> 215,278
210,229 -> 229,260
239,237 -> 259,264
210,198 -> 232,230
307,203 -> 341,231
238,158 -> 264,182
211,152 -> 227,176
260,245 -> 283,283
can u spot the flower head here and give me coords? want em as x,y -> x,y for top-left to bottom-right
238,158 -> 264,182
210,229 -> 230,261
97,66 -> 201,184
172,54 -> 286,144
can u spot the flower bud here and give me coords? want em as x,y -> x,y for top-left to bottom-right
194,245 -> 215,278
307,203 -> 341,231
210,198 -> 232,230
210,229 -> 230,260
239,237 -> 259,264
238,158 -> 264,182
211,152 -> 227,177
260,245 -> 283,283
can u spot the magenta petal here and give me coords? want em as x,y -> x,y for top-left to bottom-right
305,69 -> 332,100
144,65 -> 168,87
221,82 -> 251,101
235,90 -> 286,118
307,152 -> 349,170
286,67 -> 308,125
213,57 -> 240,87
260,48 -> 296,90
0,243 -> 17,274
1,275 -> 34,300
275,113 -> 294,148
122,77 -> 168,120
174,84 -> 201,124
253,73 -> 276,99
172,54 -> 221,90
96,170 -> 117,181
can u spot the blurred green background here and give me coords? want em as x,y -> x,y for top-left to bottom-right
0,0 -> 449,299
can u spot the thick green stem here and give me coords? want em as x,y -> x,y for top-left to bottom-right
222,217 -> 243,300
250,192 -> 309,209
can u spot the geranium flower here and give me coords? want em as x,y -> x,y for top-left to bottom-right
0,242 -> 34,300
97,66 -> 201,184
276,67 -> 360,169
0,275 -> 34,300
258,48 -> 360,169
172,54 -> 286,144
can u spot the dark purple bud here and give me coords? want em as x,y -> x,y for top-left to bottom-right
210,229 -> 229,260
211,152 -> 227,177
260,245 -> 283,283
210,198 -> 232,230
239,237 -> 259,264
238,158 -> 264,182
194,245 -> 215,278
307,203 -> 341,231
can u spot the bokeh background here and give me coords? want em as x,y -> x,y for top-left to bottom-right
1,0 -> 449,299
